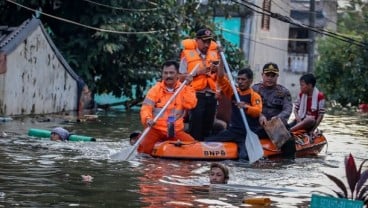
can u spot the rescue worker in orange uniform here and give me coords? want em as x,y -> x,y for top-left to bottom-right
179,28 -> 220,141
205,63 -> 262,160
138,60 -> 197,154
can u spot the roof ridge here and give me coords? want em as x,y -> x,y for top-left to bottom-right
0,18 -> 33,49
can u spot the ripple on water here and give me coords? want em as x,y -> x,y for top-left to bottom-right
37,159 -> 56,165
194,199 -> 237,207
12,155 -> 33,161
0,113 -> 367,207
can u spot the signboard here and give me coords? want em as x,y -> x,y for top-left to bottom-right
311,194 -> 363,208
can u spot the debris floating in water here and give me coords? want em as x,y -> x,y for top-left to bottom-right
0,117 -> 12,122
81,175 -> 94,182
243,197 -> 271,205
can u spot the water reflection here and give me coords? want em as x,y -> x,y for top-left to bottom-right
0,111 -> 367,207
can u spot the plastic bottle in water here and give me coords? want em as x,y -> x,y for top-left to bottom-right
167,116 -> 175,138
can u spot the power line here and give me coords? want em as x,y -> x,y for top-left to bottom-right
5,0 -> 175,35
81,0 -> 160,12
220,25 -> 311,42
236,0 -> 359,45
278,0 -> 338,26
233,0 -> 368,49
218,27 -> 289,52
271,0 -> 290,16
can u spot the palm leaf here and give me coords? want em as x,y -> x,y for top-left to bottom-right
358,185 -> 368,201
324,173 -> 348,198
345,154 -> 359,196
358,159 -> 368,174
332,190 -> 346,198
356,170 -> 368,198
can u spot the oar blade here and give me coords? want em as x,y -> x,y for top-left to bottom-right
110,146 -> 137,161
124,148 -> 138,160
119,140 -> 140,161
110,150 -> 126,161
217,41 -> 264,164
246,131 -> 264,164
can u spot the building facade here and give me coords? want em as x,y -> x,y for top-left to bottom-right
213,0 -> 337,98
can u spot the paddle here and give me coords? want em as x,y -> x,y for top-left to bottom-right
217,41 -> 264,164
263,117 -> 292,149
115,64 -> 199,161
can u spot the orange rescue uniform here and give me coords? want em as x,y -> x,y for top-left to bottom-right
218,76 -> 262,119
138,81 -> 197,154
180,39 -> 219,92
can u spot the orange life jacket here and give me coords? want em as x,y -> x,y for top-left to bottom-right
140,81 -> 197,133
180,39 -> 219,91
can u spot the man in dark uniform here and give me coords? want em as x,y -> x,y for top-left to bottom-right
205,67 -> 262,160
252,62 -> 295,157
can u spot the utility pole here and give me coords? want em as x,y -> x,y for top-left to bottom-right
307,0 -> 316,73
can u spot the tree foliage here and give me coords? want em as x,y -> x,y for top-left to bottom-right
0,0 -> 246,101
315,1 -> 368,106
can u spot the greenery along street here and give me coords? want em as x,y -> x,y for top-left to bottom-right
315,1 -> 368,106
0,0 -> 367,107
0,0 -> 245,102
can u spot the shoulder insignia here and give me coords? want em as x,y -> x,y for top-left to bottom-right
277,91 -> 284,97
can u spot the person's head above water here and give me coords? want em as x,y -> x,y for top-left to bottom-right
50,127 -> 70,141
129,130 -> 141,145
209,162 -> 229,184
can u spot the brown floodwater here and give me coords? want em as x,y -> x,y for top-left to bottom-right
0,110 -> 367,207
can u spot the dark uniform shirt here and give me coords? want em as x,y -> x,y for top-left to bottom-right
228,92 -> 260,133
252,83 -> 292,124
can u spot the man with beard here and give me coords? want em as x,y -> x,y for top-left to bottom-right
205,65 -> 262,160
179,28 -> 220,141
138,60 -> 197,154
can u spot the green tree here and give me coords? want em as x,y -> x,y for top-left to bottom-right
0,0 -> 246,101
315,1 -> 368,106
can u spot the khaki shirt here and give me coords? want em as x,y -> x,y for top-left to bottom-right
252,83 -> 292,124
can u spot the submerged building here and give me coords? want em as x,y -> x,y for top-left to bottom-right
0,17 -> 87,115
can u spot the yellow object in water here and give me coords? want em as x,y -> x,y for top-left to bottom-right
243,197 -> 271,205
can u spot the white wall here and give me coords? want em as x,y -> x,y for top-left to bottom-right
249,0 -> 291,90
0,26 -> 78,115
280,71 -> 302,100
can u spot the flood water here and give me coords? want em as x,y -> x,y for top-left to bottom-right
0,110 -> 367,208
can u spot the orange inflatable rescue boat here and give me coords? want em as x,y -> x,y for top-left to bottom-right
151,131 -> 327,160
152,141 -> 238,160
